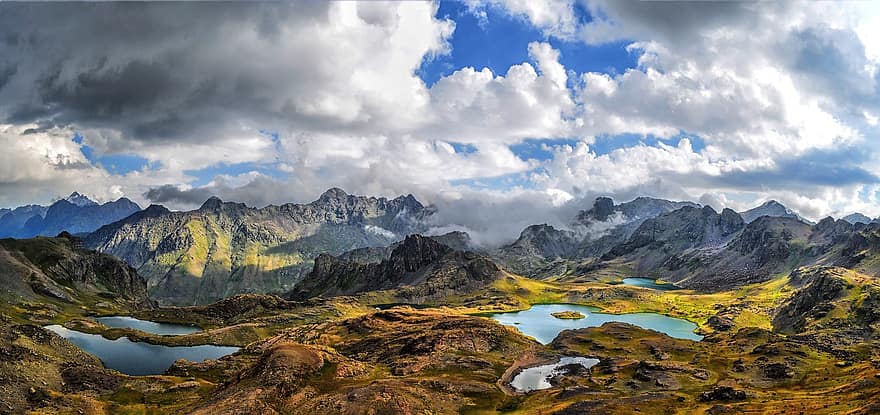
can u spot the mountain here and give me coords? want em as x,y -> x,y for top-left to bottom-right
740,200 -> 809,224
0,233 -> 152,309
667,215 -> 813,290
85,188 -> 432,305
841,212 -> 872,224
495,196 -> 701,278
38,198 -> 142,236
575,196 -> 699,225
602,206 -> 745,274
287,234 -> 502,302
0,193 -> 140,238
0,204 -> 49,237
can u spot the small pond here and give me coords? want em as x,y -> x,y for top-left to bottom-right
94,316 -> 201,336
487,304 -> 702,343
45,325 -> 238,376
510,356 -> 600,392
621,277 -> 681,291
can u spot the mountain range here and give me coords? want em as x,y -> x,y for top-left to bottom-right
84,188 -> 432,305
0,192 -> 141,239
4,189 -> 880,305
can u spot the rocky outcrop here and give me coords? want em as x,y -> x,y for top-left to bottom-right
288,234 -> 502,302
85,188 -> 432,305
772,266 -> 880,336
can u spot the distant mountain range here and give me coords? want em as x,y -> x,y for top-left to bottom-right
501,197 -> 880,292
0,192 -> 141,238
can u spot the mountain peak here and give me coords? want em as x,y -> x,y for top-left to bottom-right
740,199 -> 808,224
199,196 -> 224,210
318,187 -> 349,202
63,191 -> 98,207
841,212 -> 872,225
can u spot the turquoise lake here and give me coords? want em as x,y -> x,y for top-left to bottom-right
487,303 -> 702,343
45,325 -> 238,376
94,316 -> 201,336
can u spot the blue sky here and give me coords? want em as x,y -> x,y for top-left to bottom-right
419,1 -> 637,87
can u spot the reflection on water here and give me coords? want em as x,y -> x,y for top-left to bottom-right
45,325 -> 238,376
94,316 -> 200,336
488,303 -> 702,343
621,277 -> 681,291
510,356 -> 600,392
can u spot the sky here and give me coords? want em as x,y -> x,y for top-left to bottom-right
1,0 -> 880,243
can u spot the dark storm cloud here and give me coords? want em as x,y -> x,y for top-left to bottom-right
0,2 -> 332,142
583,0 -> 781,45
144,185 -> 215,207
144,176 -> 301,209
666,147 -> 878,192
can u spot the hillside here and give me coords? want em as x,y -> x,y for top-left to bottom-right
0,233 -> 153,311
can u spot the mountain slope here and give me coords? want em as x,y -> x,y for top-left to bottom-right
602,206 -> 745,275
86,188 -> 432,305
0,233 -> 152,309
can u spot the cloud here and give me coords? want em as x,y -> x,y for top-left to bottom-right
2,1 -> 880,242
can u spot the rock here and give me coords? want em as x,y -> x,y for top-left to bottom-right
761,363 -> 793,379
699,386 -> 747,402
707,315 -> 735,331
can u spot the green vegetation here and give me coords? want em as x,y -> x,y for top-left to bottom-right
550,310 -> 585,319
